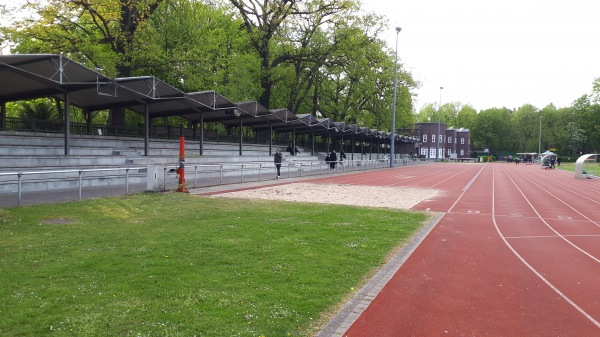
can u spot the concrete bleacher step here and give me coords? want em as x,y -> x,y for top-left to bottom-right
0,131 -> 308,193
1,130 -> 389,195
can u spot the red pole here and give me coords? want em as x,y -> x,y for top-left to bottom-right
176,123 -> 189,193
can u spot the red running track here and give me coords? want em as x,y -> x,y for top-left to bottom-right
309,162 -> 600,336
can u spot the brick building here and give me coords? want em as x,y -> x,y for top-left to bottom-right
399,123 -> 471,159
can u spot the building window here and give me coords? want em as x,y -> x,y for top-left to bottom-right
447,149 -> 451,155
460,149 -> 465,156
448,136 -> 452,144
423,134 -> 427,143
421,148 -> 428,156
429,148 -> 436,158
461,138 -> 465,144
432,134 -> 435,143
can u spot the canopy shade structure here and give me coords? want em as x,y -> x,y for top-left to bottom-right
0,54 -> 111,102
0,54 -> 417,158
540,150 -> 557,156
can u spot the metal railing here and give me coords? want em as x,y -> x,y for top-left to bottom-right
0,155 -> 425,207
156,158 -> 399,190
0,167 -> 146,206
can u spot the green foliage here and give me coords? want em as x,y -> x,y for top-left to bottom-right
456,105 -> 477,130
418,102 -> 473,130
510,104 -> 539,152
471,107 -> 511,149
3,0 -> 600,153
417,103 -> 437,123
18,99 -> 57,120
0,193 -> 428,337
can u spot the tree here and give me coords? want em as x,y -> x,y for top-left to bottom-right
456,105 -> 477,130
7,0 -> 163,126
229,0 -> 352,108
565,121 -> 586,156
471,107 -> 511,150
510,104 -> 539,152
315,13 -> 416,130
417,102 -> 463,128
592,77 -> 600,104
133,1 -> 261,101
416,103 -> 437,123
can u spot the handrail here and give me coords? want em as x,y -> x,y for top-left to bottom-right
0,156 -> 424,207
0,166 -> 147,176
0,166 -> 146,206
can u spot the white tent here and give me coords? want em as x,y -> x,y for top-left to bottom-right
540,150 -> 557,168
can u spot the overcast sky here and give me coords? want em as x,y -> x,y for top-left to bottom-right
362,0 -> 600,111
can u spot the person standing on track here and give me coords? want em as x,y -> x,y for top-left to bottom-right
274,149 -> 283,178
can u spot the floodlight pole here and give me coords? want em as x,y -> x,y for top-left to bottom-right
538,114 -> 542,160
390,26 -> 401,168
436,87 -> 443,162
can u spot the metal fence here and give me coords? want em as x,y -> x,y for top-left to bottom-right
0,156 -> 426,207
0,167 -> 146,207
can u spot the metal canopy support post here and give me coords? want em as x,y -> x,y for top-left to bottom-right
311,130 -> 315,156
351,135 -> 355,160
63,92 -> 71,155
238,117 -> 243,156
1,102 -> 6,129
269,124 -> 273,155
199,114 -> 204,156
293,127 -> 296,154
144,105 -> 150,156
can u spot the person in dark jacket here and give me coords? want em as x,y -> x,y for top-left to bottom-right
274,149 -> 283,178
339,151 -> 347,166
329,150 -> 337,170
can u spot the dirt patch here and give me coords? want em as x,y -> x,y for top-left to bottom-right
211,182 -> 437,209
42,218 -> 75,225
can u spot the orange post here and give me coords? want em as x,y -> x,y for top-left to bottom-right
176,124 -> 189,193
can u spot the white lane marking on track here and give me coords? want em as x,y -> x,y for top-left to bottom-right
507,168 -> 600,229
517,168 -> 600,198
426,165 -> 477,189
334,163 -> 447,187
492,164 -> 600,329
499,165 -> 600,264
446,163 -> 488,213
505,234 -> 600,239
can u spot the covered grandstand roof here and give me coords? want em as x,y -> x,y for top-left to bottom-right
0,54 -> 415,154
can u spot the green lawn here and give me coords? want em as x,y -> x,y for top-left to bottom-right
0,193 -> 429,337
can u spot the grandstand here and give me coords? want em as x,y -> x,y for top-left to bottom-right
0,54 -> 422,206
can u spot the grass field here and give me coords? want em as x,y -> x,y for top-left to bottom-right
0,193 -> 429,337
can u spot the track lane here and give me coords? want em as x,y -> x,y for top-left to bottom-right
344,163 -> 600,336
491,163 -> 600,331
497,164 -> 600,264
